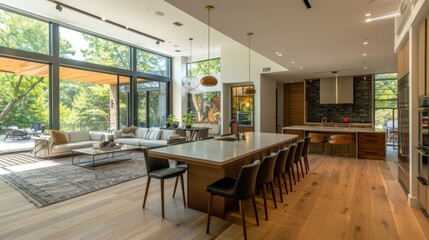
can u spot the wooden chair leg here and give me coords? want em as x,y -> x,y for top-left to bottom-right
142,177 -> 151,208
172,176 -> 179,198
262,184 -> 268,220
239,200 -> 248,240
277,176 -> 283,203
252,195 -> 259,226
180,174 -> 186,207
291,166 -> 296,185
206,193 -> 213,234
282,172 -> 288,194
287,169 -> 293,191
295,163 -> 300,182
161,179 -> 165,218
270,182 -> 277,209
299,159 -> 305,178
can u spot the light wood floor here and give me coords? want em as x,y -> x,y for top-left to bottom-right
0,148 -> 428,240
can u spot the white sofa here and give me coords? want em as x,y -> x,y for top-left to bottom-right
114,127 -> 182,147
34,131 -> 105,158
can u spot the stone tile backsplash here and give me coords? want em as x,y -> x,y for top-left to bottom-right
306,76 -> 372,123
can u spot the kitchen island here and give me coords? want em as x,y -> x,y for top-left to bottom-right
147,132 -> 297,218
282,125 -> 386,160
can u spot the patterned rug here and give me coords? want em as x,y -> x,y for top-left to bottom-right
0,152 -> 146,207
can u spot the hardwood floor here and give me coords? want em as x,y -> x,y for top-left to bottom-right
0,149 -> 428,240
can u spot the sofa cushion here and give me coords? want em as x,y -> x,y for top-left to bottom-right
136,128 -> 149,139
51,141 -> 95,153
159,129 -> 176,140
122,125 -> 138,134
146,129 -> 161,140
69,131 -> 91,143
138,139 -> 168,147
115,138 -> 141,146
50,130 -> 68,145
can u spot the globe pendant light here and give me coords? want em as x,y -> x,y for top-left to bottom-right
243,32 -> 256,95
181,38 -> 199,92
200,5 -> 218,87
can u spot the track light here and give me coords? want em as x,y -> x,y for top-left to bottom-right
156,40 -> 160,45
55,3 -> 62,11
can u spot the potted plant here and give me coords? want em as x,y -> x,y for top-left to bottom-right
166,114 -> 179,128
182,112 -> 195,128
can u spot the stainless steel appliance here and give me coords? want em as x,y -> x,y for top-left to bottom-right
397,74 -> 409,191
237,111 -> 253,126
416,95 -> 429,212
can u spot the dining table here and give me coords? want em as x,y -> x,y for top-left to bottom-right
147,132 -> 298,218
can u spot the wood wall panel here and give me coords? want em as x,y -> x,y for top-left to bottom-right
418,19 -> 426,96
283,83 -> 304,127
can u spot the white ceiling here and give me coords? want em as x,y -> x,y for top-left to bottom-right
0,0 -> 401,82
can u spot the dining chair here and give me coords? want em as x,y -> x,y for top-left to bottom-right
273,147 -> 290,203
142,153 -> 187,218
206,160 -> 261,240
302,136 -> 311,173
329,134 -> 355,157
256,153 -> 278,220
308,132 -> 327,154
294,140 -> 305,182
285,143 -> 297,192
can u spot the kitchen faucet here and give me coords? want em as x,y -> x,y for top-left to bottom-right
229,119 -> 240,140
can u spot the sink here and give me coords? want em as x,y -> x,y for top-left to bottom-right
215,136 -> 239,142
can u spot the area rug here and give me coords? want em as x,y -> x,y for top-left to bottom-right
0,152 -> 146,207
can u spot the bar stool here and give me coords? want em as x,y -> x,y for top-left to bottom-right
256,153 -> 278,220
142,155 -> 186,218
328,134 -> 355,157
308,133 -> 327,154
302,136 -> 311,173
274,147 -> 290,202
206,160 -> 261,240
285,143 -> 297,192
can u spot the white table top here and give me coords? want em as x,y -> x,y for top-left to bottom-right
149,132 -> 297,167
283,125 -> 385,133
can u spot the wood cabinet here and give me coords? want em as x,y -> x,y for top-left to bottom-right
283,129 -> 304,140
358,132 -> 386,160
418,19 -> 427,96
397,40 -> 409,80
283,83 -> 304,127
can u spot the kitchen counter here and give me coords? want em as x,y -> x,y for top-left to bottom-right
282,125 -> 384,133
283,125 -> 386,160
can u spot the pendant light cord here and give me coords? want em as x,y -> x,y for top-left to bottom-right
248,33 -> 251,84
189,38 -> 193,76
207,7 -> 211,76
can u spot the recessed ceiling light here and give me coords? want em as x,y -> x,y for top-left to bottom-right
365,13 -> 372,17
276,52 -> 279,54
364,67 -> 368,69
101,17 -> 106,21
292,61 -> 295,64
363,41 -> 368,45
300,66 -> 303,69
278,53 -> 282,56
362,53 -> 367,56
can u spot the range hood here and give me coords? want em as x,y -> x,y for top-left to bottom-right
319,76 -> 354,104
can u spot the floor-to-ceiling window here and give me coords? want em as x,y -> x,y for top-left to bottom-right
374,73 -> 398,144
0,7 -> 172,152
137,79 -> 167,128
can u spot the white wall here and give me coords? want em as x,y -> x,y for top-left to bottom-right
220,42 -> 286,133
172,57 -> 188,118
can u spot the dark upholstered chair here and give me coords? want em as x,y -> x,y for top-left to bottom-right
274,147 -> 290,203
285,143 -> 297,192
142,154 -> 187,218
302,136 -> 311,173
257,153 -> 278,220
294,140 -> 305,182
206,160 -> 261,240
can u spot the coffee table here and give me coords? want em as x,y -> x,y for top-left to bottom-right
72,145 -> 143,169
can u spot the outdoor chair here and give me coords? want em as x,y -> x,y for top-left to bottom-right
4,127 -> 29,141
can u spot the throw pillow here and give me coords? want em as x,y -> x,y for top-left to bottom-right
129,125 -> 138,134
50,130 -> 68,145
120,133 -> 135,138
146,129 -> 161,140
122,126 -> 130,134
136,128 -> 149,139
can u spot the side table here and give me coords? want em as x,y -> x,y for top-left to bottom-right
31,136 -> 50,158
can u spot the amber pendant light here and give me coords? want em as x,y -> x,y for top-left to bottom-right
243,32 -> 256,95
200,5 -> 218,87
181,38 -> 199,92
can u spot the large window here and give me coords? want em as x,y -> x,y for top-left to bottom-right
0,9 -> 49,54
137,80 -> 167,127
374,73 -> 398,143
59,27 -> 130,69
187,58 -> 221,76
137,49 -> 170,77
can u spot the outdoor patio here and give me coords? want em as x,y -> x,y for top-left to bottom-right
0,135 -> 34,154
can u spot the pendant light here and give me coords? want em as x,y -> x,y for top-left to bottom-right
181,38 -> 199,92
200,5 -> 218,87
243,32 -> 256,95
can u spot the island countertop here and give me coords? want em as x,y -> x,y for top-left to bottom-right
282,125 -> 385,133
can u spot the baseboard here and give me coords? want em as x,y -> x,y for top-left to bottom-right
408,194 -> 420,208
